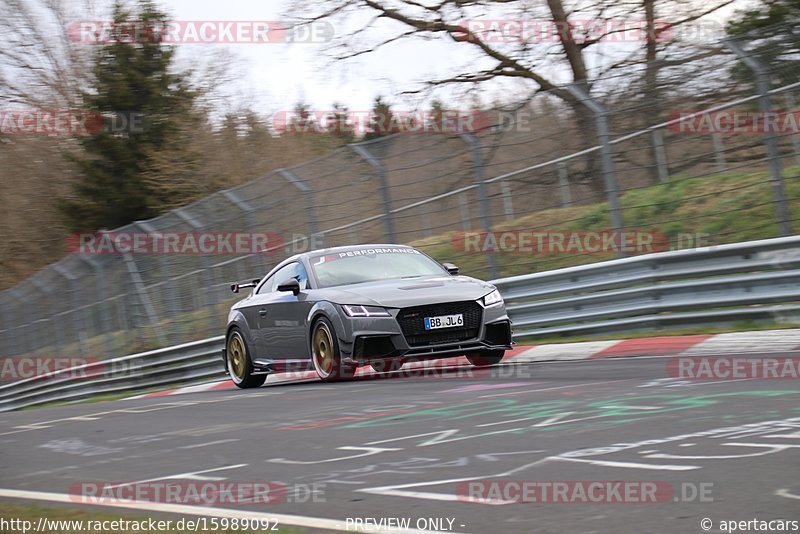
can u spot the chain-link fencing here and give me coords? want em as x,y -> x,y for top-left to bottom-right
1,23 -> 798,359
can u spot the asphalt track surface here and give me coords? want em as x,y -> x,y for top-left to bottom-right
1,352 -> 800,534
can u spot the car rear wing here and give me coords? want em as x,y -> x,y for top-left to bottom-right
230,279 -> 261,293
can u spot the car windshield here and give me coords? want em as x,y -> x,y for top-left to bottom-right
310,248 -> 446,288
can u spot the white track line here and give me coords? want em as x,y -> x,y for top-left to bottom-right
552,456 -> 699,471
178,439 -> 240,449
776,488 -> 800,501
102,464 -> 247,490
476,379 -> 628,399
0,487 -> 461,534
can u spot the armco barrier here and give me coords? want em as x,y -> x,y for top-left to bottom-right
0,337 -> 225,412
1,235 -> 798,412
493,235 -> 800,337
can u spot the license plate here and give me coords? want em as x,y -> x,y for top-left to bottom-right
424,314 -> 464,330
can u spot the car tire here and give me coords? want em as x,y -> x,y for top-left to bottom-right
311,317 -> 355,381
370,359 -> 403,374
466,349 -> 505,367
226,328 -> 267,389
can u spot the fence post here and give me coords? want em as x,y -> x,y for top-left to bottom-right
114,289 -> 131,352
0,292 -> 21,357
105,230 -> 166,347
6,289 -> 30,356
276,168 -> 318,238
564,84 -> 625,256
221,189 -> 268,276
0,294 -> 10,356
724,38 -> 793,236
651,129 -> 670,183
557,162 -> 573,207
174,208 -> 218,334
499,181 -> 514,220
350,144 -> 397,243
461,133 -> 498,279
458,194 -> 471,231
136,221 -> 179,344
29,276 -> 66,356
783,91 -> 800,166
51,264 -> 87,356
711,133 -> 728,172
421,204 -> 433,237
78,255 -> 115,352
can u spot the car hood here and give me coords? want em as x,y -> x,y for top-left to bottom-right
315,275 -> 495,308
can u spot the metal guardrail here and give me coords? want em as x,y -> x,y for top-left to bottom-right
1,235 -> 799,412
493,235 -> 800,337
0,337 -> 225,412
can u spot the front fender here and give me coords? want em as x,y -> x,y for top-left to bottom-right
306,301 -> 351,356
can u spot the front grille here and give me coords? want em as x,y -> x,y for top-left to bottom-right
404,328 -> 479,346
397,301 -> 482,346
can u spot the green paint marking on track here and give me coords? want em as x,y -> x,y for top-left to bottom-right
342,390 -> 800,430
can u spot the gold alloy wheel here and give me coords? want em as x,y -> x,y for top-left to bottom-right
313,323 -> 335,377
228,333 -> 247,381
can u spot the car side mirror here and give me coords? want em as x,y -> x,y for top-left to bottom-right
277,278 -> 301,295
442,262 -> 459,276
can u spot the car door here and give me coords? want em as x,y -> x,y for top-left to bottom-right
263,262 -> 314,363
240,273 -> 276,360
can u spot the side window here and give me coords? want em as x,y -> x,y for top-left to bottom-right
295,263 -> 309,290
255,274 -> 275,294
271,262 -> 309,292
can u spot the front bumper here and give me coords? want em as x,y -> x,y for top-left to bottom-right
337,302 -> 514,366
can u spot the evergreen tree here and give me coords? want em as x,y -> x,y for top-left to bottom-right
726,0 -> 800,86
329,102 -> 355,144
727,0 -> 800,33
428,99 -> 446,133
61,0 -> 196,231
363,96 -> 399,140
286,102 -> 315,134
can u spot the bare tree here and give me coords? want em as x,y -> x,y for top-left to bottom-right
0,0 -> 99,108
287,0 -> 733,191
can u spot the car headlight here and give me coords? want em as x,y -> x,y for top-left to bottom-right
482,289 -> 503,307
342,305 -> 392,317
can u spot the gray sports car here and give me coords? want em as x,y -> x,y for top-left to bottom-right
222,244 -> 513,387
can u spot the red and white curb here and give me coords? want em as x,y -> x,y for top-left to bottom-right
126,329 -> 800,399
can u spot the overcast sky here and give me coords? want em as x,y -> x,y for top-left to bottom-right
89,0 -> 749,117
159,0 -> 467,115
